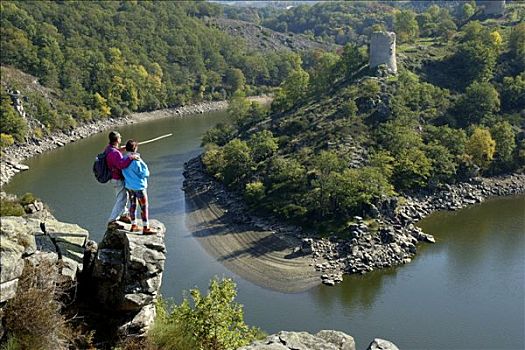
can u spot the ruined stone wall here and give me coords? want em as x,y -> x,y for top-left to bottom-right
369,31 -> 397,74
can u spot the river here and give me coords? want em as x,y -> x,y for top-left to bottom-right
5,111 -> 524,350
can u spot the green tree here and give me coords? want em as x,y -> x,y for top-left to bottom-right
0,91 -> 27,142
272,66 -> 310,111
222,139 -> 253,186
248,130 -> 278,162
424,125 -> 468,158
202,144 -> 225,179
490,121 -> 516,164
244,181 -> 266,203
267,156 -> 307,195
509,22 -> 525,69
309,51 -> 340,94
224,68 -> 246,95
329,167 -> 393,216
455,81 -> 500,127
453,22 -> 500,85
227,90 -> 251,125
460,3 -> 475,22
368,149 -> 395,180
393,148 -> 432,189
311,151 -> 346,218
334,44 -> 366,78
394,10 -> 419,43
500,73 -> 525,111
424,142 -> 457,184
202,123 -> 236,146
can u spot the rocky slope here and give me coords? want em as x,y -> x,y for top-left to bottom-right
205,17 -> 337,52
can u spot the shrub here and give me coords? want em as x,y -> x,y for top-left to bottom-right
19,192 -> 37,206
0,133 -> 14,147
149,278 -> 260,350
33,127 -> 44,139
4,262 -> 67,350
0,198 -> 25,216
202,145 -> 225,180
244,181 -> 265,203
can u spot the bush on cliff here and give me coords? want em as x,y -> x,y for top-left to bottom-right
0,193 -> 40,217
0,198 -> 24,216
3,261 -> 94,350
148,278 -> 261,350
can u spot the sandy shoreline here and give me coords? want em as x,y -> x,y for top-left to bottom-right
184,182 -> 321,293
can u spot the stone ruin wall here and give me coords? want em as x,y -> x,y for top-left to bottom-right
369,31 -> 397,74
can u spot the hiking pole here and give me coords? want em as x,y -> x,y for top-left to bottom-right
138,133 -> 173,145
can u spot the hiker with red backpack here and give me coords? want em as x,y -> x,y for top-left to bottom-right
105,131 -> 139,229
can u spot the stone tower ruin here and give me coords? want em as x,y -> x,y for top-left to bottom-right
369,31 -> 397,74
477,0 -> 506,16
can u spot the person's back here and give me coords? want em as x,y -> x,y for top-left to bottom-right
122,152 -> 149,191
122,139 -> 155,235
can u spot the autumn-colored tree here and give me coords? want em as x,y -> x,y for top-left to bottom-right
465,127 -> 496,170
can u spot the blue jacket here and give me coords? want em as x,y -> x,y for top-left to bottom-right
122,153 -> 150,190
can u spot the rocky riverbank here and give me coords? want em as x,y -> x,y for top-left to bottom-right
183,156 -> 525,288
183,156 -> 321,293
239,330 -> 399,350
0,100 -> 233,188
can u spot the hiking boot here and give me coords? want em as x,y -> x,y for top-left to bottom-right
107,221 -> 125,230
142,227 -> 157,235
130,224 -> 141,232
119,215 -> 132,224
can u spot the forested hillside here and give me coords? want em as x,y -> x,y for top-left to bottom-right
0,1 -> 302,144
251,1 -> 525,44
201,4 -> 525,232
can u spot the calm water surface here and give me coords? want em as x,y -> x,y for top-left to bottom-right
6,112 -> 525,349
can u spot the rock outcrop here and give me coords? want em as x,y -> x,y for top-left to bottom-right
239,330 -> 357,350
0,196 -> 167,340
0,214 -> 88,302
369,32 -> 397,74
87,220 -> 166,336
205,17 -> 337,53
366,338 -> 400,350
0,204 -> 89,340
239,331 -> 401,350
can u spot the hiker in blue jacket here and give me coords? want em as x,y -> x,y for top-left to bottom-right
122,139 -> 156,235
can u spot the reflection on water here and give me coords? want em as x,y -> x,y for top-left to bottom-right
5,111 -> 524,350
313,268 -> 400,311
